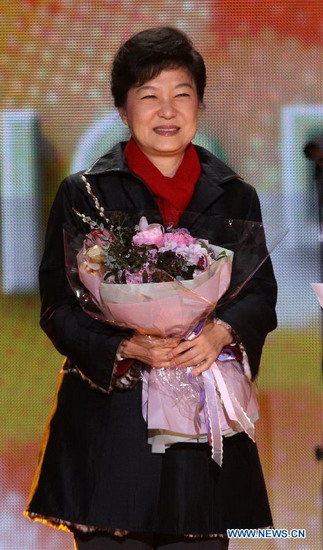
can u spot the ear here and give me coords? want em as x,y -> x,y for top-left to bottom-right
118,107 -> 128,126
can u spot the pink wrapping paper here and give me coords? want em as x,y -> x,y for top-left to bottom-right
77,245 -> 232,336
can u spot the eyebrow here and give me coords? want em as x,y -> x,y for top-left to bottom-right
135,83 -> 194,93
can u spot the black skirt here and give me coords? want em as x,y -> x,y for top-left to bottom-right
25,369 -> 272,535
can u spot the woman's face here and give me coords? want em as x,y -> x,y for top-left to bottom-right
118,67 -> 199,165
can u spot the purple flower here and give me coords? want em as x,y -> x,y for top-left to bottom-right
123,270 -> 144,284
159,241 -> 210,269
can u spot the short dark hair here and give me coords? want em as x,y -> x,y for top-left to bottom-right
111,26 -> 206,108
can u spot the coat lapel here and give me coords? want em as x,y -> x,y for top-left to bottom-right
181,146 -> 243,228
186,172 -> 224,213
178,173 -> 224,230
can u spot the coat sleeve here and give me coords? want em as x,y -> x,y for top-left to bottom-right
216,184 -> 277,379
39,176 -> 131,392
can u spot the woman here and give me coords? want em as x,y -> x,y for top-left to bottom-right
25,27 -> 277,549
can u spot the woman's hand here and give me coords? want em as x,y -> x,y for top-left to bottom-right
121,333 -> 181,368
167,322 -> 233,376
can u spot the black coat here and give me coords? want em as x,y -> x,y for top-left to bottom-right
25,143 -> 276,535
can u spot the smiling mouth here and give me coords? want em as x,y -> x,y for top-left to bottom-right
154,127 -> 180,136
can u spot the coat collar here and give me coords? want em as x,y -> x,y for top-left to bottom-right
84,142 -> 242,183
84,142 -> 243,217
84,142 -> 128,174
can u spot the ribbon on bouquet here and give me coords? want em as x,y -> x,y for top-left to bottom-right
201,362 -> 256,466
142,356 -> 257,467
185,323 -> 256,465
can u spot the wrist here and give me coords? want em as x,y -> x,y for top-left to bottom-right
212,323 -> 233,347
213,317 -> 239,345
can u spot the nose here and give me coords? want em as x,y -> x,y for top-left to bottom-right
157,99 -> 176,119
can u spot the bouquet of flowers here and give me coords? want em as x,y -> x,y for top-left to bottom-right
64,175 -> 286,465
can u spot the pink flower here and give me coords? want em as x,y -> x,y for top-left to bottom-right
132,224 -> 165,247
164,228 -> 196,247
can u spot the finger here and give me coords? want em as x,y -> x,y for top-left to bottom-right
169,340 -> 213,364
170,351 -> 206,369
167,339 -> 198,359
146,339 -> 180,348
148,346 -> 181,367
191,358 -> 214,376
141,341 -> 181,354
169,332 -> 219,358
170,345 -> 201,364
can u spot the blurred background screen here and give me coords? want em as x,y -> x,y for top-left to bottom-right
0,1 -> 322,549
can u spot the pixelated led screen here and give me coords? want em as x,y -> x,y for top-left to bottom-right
0,1 -> 322,549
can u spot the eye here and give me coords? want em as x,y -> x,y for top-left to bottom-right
140,94 -> 157,100
175,92 -> 190,98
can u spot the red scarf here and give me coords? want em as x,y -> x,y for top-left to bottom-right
124,138 -> 201,226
